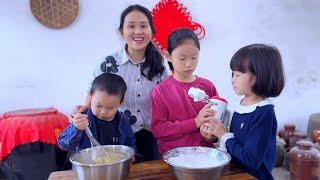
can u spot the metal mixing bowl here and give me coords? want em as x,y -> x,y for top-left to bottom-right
70,145 -> 134,180
163,146 -> 231,180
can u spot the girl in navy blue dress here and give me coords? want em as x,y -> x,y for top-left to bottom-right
201,44 -> 285,179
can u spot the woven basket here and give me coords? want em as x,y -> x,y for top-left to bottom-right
30,0 -> 79,29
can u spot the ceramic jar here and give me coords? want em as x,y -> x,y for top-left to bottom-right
278,124 -> 296,148
289,140 -> 320,180
314,142 -> 320,151
308,113 -> 320,138
275,142 -> 286,167
312,130 -> 320,143
288,132 -> 308,149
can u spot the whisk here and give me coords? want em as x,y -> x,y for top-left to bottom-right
84,127 -> 111,163
84,127 -> 101,147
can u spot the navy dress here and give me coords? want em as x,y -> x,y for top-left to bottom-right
224,100 -> 277,179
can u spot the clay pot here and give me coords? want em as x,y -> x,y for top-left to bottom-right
278,124 -> 296,148
314,142 -> 320,151
308,113 -> 320,138
312,130 -> 320,143
288,132 -> 308,149
289,140 -> 320,180
282,150 -> 290,170
275,142 -> 286,167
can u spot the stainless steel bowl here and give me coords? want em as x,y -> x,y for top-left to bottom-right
70,145 -> 134,180
163,146 -> 231,180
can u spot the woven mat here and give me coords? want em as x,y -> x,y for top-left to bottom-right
30,0 -> 79,29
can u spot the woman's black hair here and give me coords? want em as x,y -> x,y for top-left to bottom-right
230,44 -> 285,98
119,4 -> 165,81
90,73 -> 127,103
167,28 -> 200,71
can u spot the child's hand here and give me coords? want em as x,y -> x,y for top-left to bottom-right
210,119 -> 228,138
71,113 -> 89,131
200,122 -> 216,142
195,103 -> 215,128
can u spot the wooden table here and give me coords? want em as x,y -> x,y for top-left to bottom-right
48,160 -> 254,180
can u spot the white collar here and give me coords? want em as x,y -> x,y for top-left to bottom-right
235,98 -> 273,114
119,47 -> 145,65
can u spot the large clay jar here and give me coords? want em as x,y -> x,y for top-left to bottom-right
289,140 -> 320,180
282,150 -> 290,170
288,132 -> 308,149
312,129 -> 320,143
308,113 -> 320,138
275,141 -> 286,167
314,142 -> 320,151
278,124 -> 296,148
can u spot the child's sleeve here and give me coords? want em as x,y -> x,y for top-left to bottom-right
151,87 -> 197,141
58,123 -> 83,152
123,118 -> 137,152
224,108 -> 276,170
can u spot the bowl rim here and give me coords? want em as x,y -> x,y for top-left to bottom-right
69,145 -> 135,167
162,146 -> 231,170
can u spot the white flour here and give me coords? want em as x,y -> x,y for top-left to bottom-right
188,87 -> 208,102
167,154 -> 225,168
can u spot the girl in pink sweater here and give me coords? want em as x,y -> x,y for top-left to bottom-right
151,28 -> 218,154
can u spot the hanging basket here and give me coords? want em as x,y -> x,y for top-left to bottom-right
30,0 -> 79,29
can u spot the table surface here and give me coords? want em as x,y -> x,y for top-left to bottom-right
48,160 -> 254,180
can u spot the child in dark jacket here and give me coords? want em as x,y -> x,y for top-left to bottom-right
58,73 -> 136,153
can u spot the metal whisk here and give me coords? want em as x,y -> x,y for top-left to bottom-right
84,127 -> 110,163
84,127 -> 101,147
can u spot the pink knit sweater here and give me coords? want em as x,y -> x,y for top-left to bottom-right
151,76 -> 218,153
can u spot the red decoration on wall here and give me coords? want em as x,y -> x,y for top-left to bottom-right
152,0 -> 206,52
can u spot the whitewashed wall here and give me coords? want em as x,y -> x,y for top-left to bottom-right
1,0 -> 319,132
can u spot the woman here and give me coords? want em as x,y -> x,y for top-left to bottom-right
74,4 -> 167,161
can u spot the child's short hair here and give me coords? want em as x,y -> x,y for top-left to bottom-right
167,28 -> 200,70
230,44 -> 285,98
90,73 -> 127,102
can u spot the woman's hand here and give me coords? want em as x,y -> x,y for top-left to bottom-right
71,113 -> 89,131
69,105 -> 89,123
71,105 -> 89,116
195,103 -> 215,128
70,93 -> 91,118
